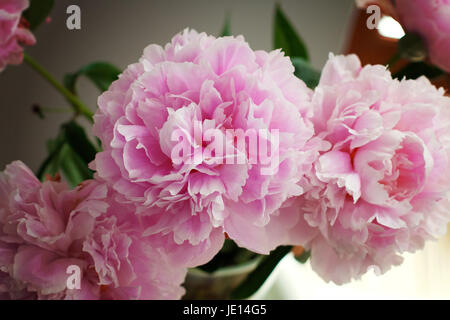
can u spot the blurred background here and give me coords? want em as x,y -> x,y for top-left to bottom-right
1,0 -> 449,299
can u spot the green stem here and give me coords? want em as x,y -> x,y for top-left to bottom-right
231,245 -> 293,299
23,53 -> 94,122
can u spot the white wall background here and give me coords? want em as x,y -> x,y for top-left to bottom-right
254,230 -> 450,299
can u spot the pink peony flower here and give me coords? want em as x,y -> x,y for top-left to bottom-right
0,0 -> 35,72
395,0 -> 450,73
82,187 -> 187,300
92,29 -> 318,260
280,54 -> 450,284
0,161 -> 186,300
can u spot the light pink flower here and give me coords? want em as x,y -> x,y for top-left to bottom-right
92,29 -> 318,260
0,161 -> 186,300
0,0 -> 35,72
395,0 -> 450,72
281,54 -> 450,284
82,188 -> 187,300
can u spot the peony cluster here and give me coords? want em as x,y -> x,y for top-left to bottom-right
0,0 -> 35,72
92,28 -> 320,262
279,54 -> 450,284
0,161 -> 186,299
92,29 -> 450,286
3,28 -> 450,298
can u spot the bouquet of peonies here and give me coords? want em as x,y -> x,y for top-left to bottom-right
1,0 -> 450,299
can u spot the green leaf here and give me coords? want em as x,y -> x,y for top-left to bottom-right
393,61 -> 444,80
291,57 -> 321,89
64,62 -> 121,94
198,239 -> 259,274
36,121 -> 96,187
36,135 -> 65,180
62,121 -> 99,165
273,4 -> 309,60
220,13 -> 231,37
43,142 -> 60,175
23,0 -> 54,30
231,246 -> 292,299
294,250 -> 310,264
59,145 -> 93,187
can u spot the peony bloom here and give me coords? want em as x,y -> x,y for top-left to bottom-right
0,161 -> 186,300
0,0 -> 35,72
82,187 -> 187,300
92,29 -> 319,262
280,54 -> 450,284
